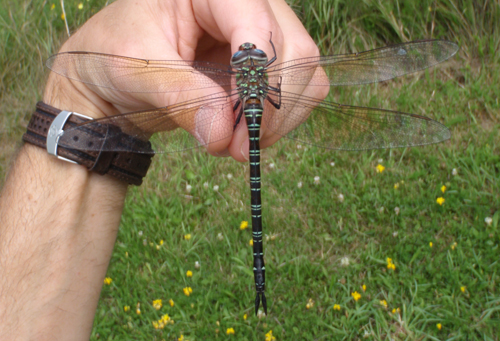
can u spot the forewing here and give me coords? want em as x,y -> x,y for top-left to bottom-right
267,40 -> 459,86
46,52 -> 234,93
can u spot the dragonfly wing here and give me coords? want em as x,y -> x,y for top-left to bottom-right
267,40 -> 458,86
263,91 -> 450,150
46,52 -> 234,93
58,91 -> 239,153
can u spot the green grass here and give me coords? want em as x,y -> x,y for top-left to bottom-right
1,0 -> 499,340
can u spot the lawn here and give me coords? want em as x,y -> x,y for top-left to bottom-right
1,0 -> 499,340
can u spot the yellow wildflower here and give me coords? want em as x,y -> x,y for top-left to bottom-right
153,314 -> 171,329
249,239 -> 253,246
184,234 -> 191,240
394,183 -> 400,189
333,304 -> 341,311
306,298 -> 314,309
351,291 -> 361,301
392,307 -> 401,314
437,323 -> 442,330
380,300 -> 388,308
183,287 -> 193,296
376,164 -> 385,173
436,197 -> 445,205
178,335 -> 184,341
152,299 -> 162,310
362,284 -> 366,292
451,242 -> 457,250
169,299 -> 175,307
60,13 -> 65,20
77,2 -> 83,9
461,286 -> 466,293
441,185 -> 446,193
186,270 -> 193,277
243,313 -> 247,320
240,221 -> 249,230
429,242 -> 433,248
387,258 -> 396,270
160,239 -> 164,245
226,327 -> 235,335
265,330 -> 276,341
50,3 -> 55,10
103,277 -> 112,285
123,305 -> 130,312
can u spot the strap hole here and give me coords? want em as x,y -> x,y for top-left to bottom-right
73,136 -> 79,142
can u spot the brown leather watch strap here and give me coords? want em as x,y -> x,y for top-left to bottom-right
22,102 -> 154,186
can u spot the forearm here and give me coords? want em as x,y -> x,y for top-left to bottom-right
0,130 -> 127,339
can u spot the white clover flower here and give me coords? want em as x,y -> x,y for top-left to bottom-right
227,173 -> 233,180
378,158 -> 383,163
394,207 -> 400,215
378,206 -> 384,213
330,162 -> 335,167
340,256 -> 350,267
338,194 -> 344,202
217,233 -> 224,241
257,310 -> 266,319
485,217 -> 493,226
203,182 -> 209,189
186,184 -> 192,193
296,144 -> 302,149
195,261 -> 200,269
213,185 -> 219,192
393,231 -> 399,237
314,176 -> 320,185
138,231 -> 143,236
452,168 -> 458,176
269,163 -> 275,169
297,181 -> 303,188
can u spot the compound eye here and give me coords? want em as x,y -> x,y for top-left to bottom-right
231,50 -> 248,66
251,49 -> 267,60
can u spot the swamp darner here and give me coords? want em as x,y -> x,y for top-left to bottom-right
46,37 -> 458,315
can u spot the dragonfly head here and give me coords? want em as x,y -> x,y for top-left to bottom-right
231,43 -> 268,67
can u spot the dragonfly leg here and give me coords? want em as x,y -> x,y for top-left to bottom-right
233,101 -> 243,131
266,32 -> 277,66
266,78 -> 282,109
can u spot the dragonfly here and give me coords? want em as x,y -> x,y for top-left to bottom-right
46,37 -> 458,315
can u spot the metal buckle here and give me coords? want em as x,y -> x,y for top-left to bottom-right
46,110 -> 93,164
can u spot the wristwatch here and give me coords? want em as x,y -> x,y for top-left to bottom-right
22,102 -> 154,186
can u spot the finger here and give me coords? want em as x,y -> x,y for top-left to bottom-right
192,0 -> 286,161
259,0 -> 328,149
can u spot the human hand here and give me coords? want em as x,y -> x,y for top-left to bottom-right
45,0 -> 325,162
